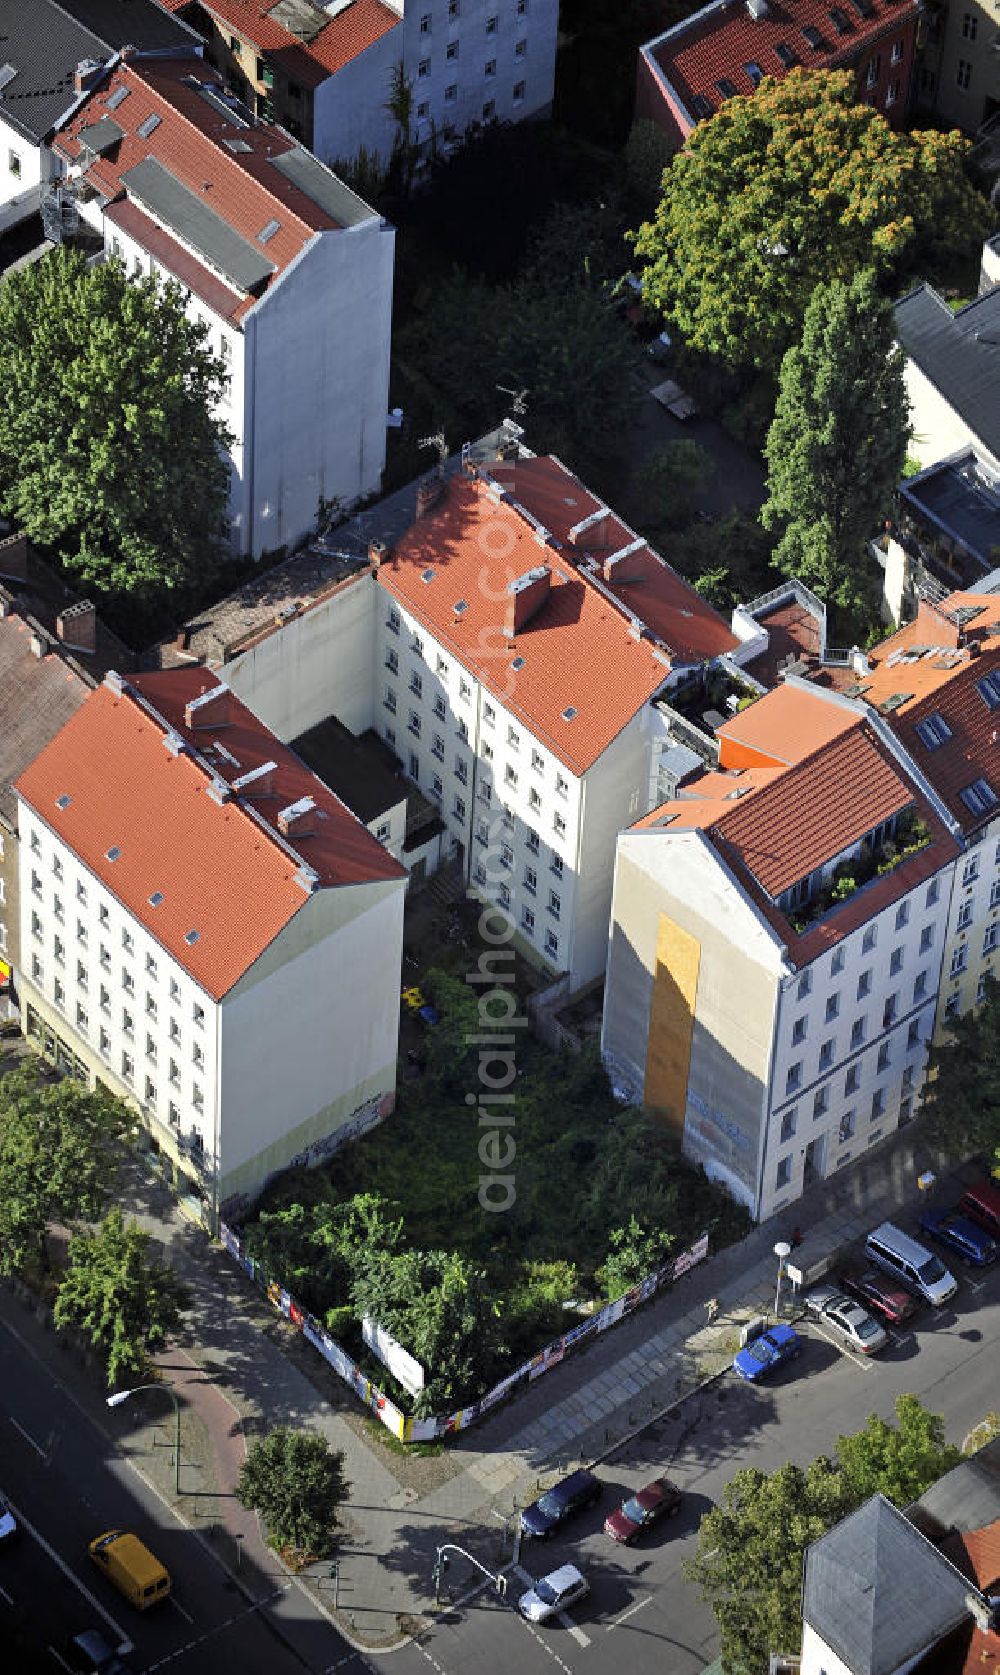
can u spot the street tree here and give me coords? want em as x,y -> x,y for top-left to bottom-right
686,1396 -> 959,1674
351,1247 -> 498,1413
237,1428 -> 349,1560
761,270 -> 909,608
836,1394 -> 962,1506
0,247 -> 231,608
919,973 -> 1000,1162
0,1068 -> 130,1275
632,69 -> 991,372
599,1215 -> 674,1301
54,1207 -> 190,1386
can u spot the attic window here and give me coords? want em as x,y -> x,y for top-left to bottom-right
137,113 -> 161,139
716,76 -> 739,96
55,794 -> 72,810
421,567 -> 436,583
829,5 -> 851,30
802,23 -> 824,45
850,0 -> 874,16
453,599 -> 469,615
879,692 -> 912,713
960,778 -> 998,817
914,712 -> 952,749
561,706 -> 577,721
743,60 -> 764,85
106,86 -> 130,110
691,93 -> 714,118
184,929 -> 200,945
106,846 -> 121,862
258,217 -> 281,244
149,891 -> 164,907
775,42 -> 797,66
976,670 -> 1000,710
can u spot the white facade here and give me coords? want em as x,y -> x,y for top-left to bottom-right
81,198 -> 394,559
936,817 -> 1000,1032
16,795 -> 405,1218
312,0 -> 559,166
0,114 -> 57,235
903,358 -> 999,474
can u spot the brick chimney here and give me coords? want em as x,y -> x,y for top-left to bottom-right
277,796 -> 316,837
504,566 -> 551,640
0,531 -> 29,581
184,683 -> 234,730
369,538 -> 388,569
74,58 -> 105,94
56,599 -> 97,654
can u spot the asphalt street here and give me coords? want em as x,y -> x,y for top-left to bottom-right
373,1235 -> 1000,1675
0,1301 -> 373,1675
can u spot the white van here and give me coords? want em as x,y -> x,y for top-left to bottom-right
865,1221 -> 958,1305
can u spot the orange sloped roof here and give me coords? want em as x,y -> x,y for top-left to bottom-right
161,0 -> 399,83
378,473 -> 687,776
717,681 -> 860,769
15,670 -> 403,1001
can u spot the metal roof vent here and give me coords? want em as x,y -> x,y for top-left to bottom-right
184,929 -> 200,945
149,891 -> 164,907
561,706 -> 577,721
56,794 -> 71,810
454,599 -> 469,615
512,656 -> 525,670
106,846 -> 121,862
421,568 -> 436,583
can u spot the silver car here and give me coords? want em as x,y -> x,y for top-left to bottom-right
805,1283 -> 889,1355
519,1563 -> 589,1624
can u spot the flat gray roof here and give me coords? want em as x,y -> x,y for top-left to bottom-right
121,155 -> 275,293
268,145 -> 373,229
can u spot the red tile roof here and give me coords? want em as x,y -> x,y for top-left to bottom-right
648,0 -> 918,121
378,465 -> 737,776
716,681 -> 859,768
15,669 -> 404,1001
161,0 -> 399,84
55,55 -> 358,323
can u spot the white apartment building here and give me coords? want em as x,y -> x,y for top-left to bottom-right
52,50 -> 393,558
602,683 -> 961,1221
163,0 -> 558,166
14,668 -> 407,1224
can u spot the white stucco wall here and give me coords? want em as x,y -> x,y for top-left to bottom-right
217,875 -> 405,1202
572,710 -> 652,989
244,217 -> 394,558
904,359 -> 998,472
0,117 -> 54,233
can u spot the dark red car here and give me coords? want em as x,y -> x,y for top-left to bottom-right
604,1477 -> 683,1544
838,1264 -> 916,1325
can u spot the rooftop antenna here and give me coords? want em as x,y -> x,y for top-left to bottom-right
496,384 -> 529,417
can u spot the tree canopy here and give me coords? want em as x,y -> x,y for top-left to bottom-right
237,1427 -> 348,1560
0,248 -> 231,610
632,69 -> 991,373
761,269 -> 909,609
685,1394 -> 962,1675
919,974 -> 1000,1163
0,1067 -> 130,1275
54,1207 -> 190,1386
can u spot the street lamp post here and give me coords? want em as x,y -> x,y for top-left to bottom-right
107,1382 -> 182,1496
773,1240 -> 792,1318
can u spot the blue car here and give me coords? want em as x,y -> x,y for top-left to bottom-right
732,1322 -> 802,1383
919,1208 -> 998,1267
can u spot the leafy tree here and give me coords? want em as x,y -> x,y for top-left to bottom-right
674,509 -> 778,611
598,1215 -> 674,1300
685,1458 -> 854,1675
964,1413 -> 1000,1454
0,1069 -> 130,1274
0,248 -> 230,607
837,1394 -> 962,1506
761,271 -> 908,609
919,973 -> 1000,1162
634,439 -> 715,531
237,1428 -> 348,1560
54,1207 -> 189,1386
632,69 -> 991,373
351,1247 -> 498,1412
686,1397 -> 959,1674
243,1191 -> 403,1314
401,268 -> 642,488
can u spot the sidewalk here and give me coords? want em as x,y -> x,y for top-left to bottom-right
115,1126 -> 972,1649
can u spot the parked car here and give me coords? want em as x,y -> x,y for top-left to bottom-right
804,1284 -> 889,1355
519,1563 -> 589,1624
0,1495 -> 16,1542
838,1265 -> 917,1326
918,1208 -> 998,1267
65,1629 -> 134,1674
732,1322 -> 802,1383
958,1179 -> 1000,1241
604,1477 -> 683,1544
520,1469 -> 601,1538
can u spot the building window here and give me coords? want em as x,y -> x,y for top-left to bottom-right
385,648 -> 398,674
963,855 -> 980,887
77,918 -> 88,948
450,0 -> 460,14
813,1085 -> 829,1120
548,890 -> 561,920
891,37 -> 904,59
193,1003 -> 205,1029
513,78 -> 526,102
818,1039 -> 834,1072
850,1017 -> 866,1049
122,1008 -> 134,1039
544,929 -> 558,959
866,55 -> 880,87
857,969 -> 872,1000
455,756 -> 468,784
409,671 -> 422,698
486,14 -> 498,31
8,149 -> 21,178
958,899 -> 974,930
889,947 -> 903,976
984,924 -> 1000,956
100,985 -> 110,1015
77,960 -> 87,991
839,1110 -> 856,1143
384,686 -> 397,714
498,882 -> 511,909
555,773 -> 569,799
192,1084 -> 204,1113
54,935 -> 65,966
52,855 -> 64,881
408,710 -> 421,738
831,947 -> 845,976
797,969 -> 812,1000
532,748 -> 545,774
895,900 -> 909,931
926,878 -> 940,908
418,57 -> 431,77
53,895 -> 65,925
145,1076 -> 156,1106
76,1002 -> 88,1034
454,796 -> 466,822
882,994 -> 898,1028
977,971 -> 992,1004
446,39 -> 458,58
792,1015 -> 807,1045
122,968 -> 134,996
522,906 -> 535,934
433,694 -> 446,720
786,1061 -> 802,1094
31,955 -> 42,984
474,862 -> 487,886
877,1040 -> 891,1073
862,925 -> 877,954
146,992 -> 157,1021
122,927 -> 133,955
919,925 -> 934,954
825,992 -> 840,1023
951,944 -> 968,976
907,1018 -> 922,1050
551,854 -> 563,878
913,970 -> 927,1003
485,58 -> 497,77
524,866 -> 537,894
845,1064 -> 861,1096
990,880 -> 1000,909
553,812 -> 566,837
31,912 -> 42,942
417,99 -> 430,118
526,827 -> 540,854
776,1156 -> 792,1190
169,977 -> 181,1003
528,786 -> 541,812
429,775 -> 443,802
169,1059 -> 180,1087
483,702 -> 495,728
515,38 -> 527,57
420,11 -> 431,30
505,765 -> 518,789
387,608 -> 400,635
885,77 -> 900,105
146,1033 -> 157,1064
780,1107 -> 797,1143
432,732 -> 445,761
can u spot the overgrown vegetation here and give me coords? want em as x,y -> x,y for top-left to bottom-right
788,811 -> 931,934
239,968 -> 749,1414
920,973 -> 1000,1165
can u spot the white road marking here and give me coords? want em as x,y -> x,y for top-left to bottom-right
606,1596 -> 653,1632
807,1323 -> 876,1372
4,1498 -> 132,1654
512,1563 -> 589,1655
0,1581 -> 13,1604
9,1417 -> 46,1458
142,1585 -> 288,1671
170,1594 -> 195,1624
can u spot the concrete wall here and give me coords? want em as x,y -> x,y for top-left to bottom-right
572,708 -> 651,988
218,875 -> 405,1202
224,571 -> 379,741
246,217 -> 394,557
